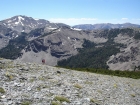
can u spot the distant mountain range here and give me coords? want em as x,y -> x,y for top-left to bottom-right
73,23 -> 140,30
0,15 -> 140,71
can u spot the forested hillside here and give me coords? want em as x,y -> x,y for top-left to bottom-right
0,32 -> 28,59
58,28 -> 140,70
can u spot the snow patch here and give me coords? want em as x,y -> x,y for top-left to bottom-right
15,35 -> 18,38
34,18 -> 39,20
18,16 -> 25,21
68,37 -> 70,39
8,20 -> 12,23
71,28 -> 82,31
49,21 -> 54,23
73,44 -> 77,49
47,27 -> 57,30
19,22 -> 24,26
15,22 -> 19,25
3,23 -> 6,25
14,16 -> 24,26
58,29 -> 61,31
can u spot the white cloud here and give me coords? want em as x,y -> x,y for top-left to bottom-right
48,18 -> 140,25
49,18 -> 98,25
112,19 -> 117,20
121,18 -> 128,20
49,18 -> 98,21
132,18 -> 140,21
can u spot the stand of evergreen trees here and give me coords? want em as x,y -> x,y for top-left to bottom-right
0,32 -> 28,59
57,28 -> 140,79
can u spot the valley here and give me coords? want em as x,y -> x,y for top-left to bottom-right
0,15 -> 140,71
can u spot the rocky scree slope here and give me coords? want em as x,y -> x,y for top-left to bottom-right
16,26 -> 107,66
0,58 -> 140,105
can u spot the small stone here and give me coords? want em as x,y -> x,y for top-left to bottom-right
8,101 -> 13,105
83,98 -> 90,102
20,67 -> 29,71
57,71 -> 61,74
1,95 -> 6,98
73,101 -> 81,105
62,101 -> 67,105
27,87 -> 32,91
1,98 -> 7,102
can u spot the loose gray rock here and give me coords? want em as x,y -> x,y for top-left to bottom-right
0,58 -> 140,105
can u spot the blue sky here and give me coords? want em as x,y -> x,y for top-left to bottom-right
0,0 -> 140,25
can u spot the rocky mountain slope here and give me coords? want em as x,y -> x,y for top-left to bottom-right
0,15 -> 69,50
0,15 -> 140,71
0,26 -> 140,71
0,58 -> 140,105
73,23 -> 140,30
107,31 -> 140,70
58,28 -> 140,71
0,25 -> 19,49
16,26 -> 108,66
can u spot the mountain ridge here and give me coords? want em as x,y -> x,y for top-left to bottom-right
0,15 -> 140,71
72,23 -> 140,30
0,15 -> 70,33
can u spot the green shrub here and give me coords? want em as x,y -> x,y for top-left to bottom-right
74,84 -> 82,89
0,87 -> 5,94
21,101 -> 31,105
90,98 -> 101,104
5,72 -> 13,80
51,101 -> 62,105
58,67 -> 140,79
130,94 -> 136,97
54,96 -> 70,103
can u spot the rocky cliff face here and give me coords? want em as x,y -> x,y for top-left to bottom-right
0,58 -> 140,105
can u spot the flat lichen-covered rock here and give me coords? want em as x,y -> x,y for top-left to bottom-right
0,58 -> 140,105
